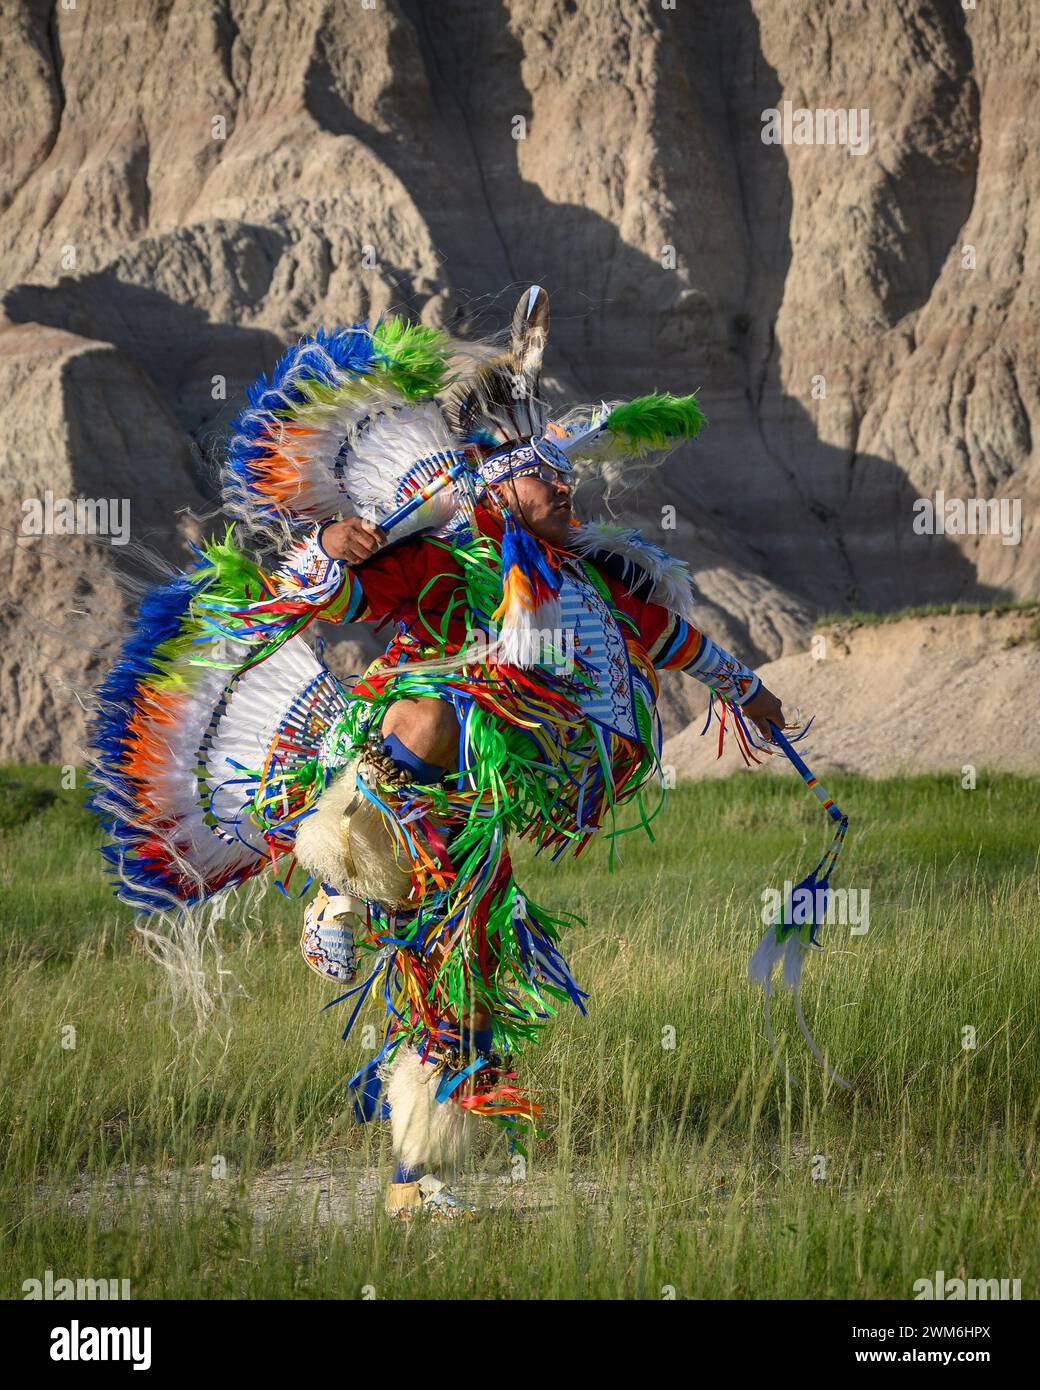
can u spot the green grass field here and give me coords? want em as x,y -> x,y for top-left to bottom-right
2,764 -> 1038,1299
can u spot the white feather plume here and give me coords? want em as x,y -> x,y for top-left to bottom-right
569,521 -> 698,619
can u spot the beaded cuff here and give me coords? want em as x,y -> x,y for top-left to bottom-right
682,633 -> 761,706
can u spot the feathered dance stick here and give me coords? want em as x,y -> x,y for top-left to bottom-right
748,721 -> 852,1089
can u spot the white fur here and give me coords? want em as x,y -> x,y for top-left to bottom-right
293,761 -> 417,906
383,1047 -> 477,1175
570,521 -> 698,619
292,764 -> 359,892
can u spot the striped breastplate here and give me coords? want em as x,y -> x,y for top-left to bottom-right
553,564 -> 639,740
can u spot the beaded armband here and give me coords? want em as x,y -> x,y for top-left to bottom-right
280,523 -> 343,594
682,633 -> 761,706
271,525 -> 370,624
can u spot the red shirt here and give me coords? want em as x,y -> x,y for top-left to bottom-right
328,502 -> 704,673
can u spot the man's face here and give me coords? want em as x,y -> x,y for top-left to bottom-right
491,466 -> 574,547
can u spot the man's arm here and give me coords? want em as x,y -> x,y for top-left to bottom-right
274,521 -> 374,624
651,614 -> 784,738
283,518 -> 465,632
604,580 -> 786,740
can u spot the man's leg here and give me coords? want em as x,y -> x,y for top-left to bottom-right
377,697 -> 489,1218
380,696 -> 459,772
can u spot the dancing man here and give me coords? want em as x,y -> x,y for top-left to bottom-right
90,287 -> 785,1219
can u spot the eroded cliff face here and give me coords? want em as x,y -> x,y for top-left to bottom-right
1,0 -> 1035,760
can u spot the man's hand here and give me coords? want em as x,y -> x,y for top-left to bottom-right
742,684 -> 785,742
321,517 -> 387,564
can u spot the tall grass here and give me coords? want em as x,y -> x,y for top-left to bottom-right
1,765 -> 1038,1298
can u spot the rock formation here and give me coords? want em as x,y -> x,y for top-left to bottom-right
1,0 -> 1035,762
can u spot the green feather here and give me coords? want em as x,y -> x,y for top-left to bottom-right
144,530 -> 269,687
372,317 -> 454,400
196,527 -> 268,606
604,392 -> 707,447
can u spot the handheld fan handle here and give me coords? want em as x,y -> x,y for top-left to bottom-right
768,721 -> 846,826
379,450 -> 471,535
